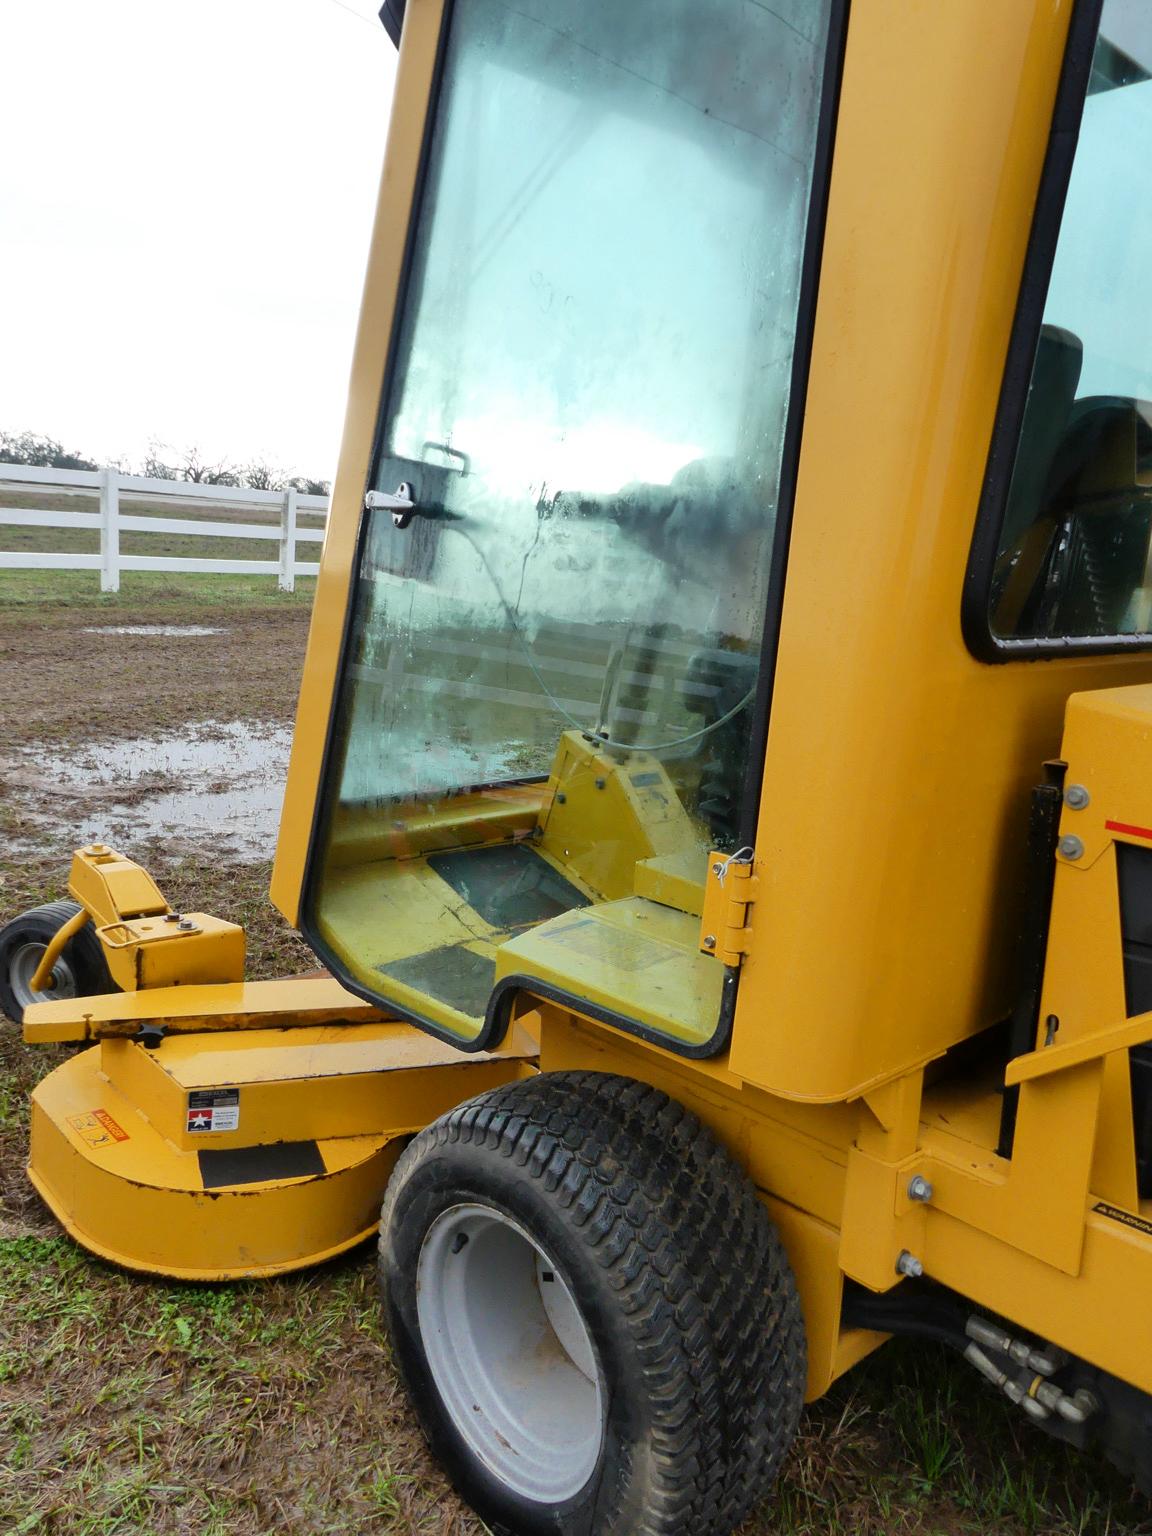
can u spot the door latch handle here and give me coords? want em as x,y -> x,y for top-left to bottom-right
365,482 -> 416,528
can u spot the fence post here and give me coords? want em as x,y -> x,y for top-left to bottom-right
279,488 -> 298,593
100,467 -> 120,593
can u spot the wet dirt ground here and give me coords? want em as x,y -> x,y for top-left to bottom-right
6,719 -> 294,862
1,595 -> 312,877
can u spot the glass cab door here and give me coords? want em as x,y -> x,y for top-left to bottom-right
305,0 -> 837,1049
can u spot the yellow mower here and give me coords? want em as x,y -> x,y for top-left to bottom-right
7,0 -> 1152,1530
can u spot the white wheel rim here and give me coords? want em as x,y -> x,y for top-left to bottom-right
9,942 -> 78,1009
416,1202 -> 605,1503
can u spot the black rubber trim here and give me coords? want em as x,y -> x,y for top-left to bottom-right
962,0 -> 1113,663
290,947 -> 738,1058
300,1 -> 848,1060
736,0 -> 848,848
484,967 -> 740,1059
198,1140 -> 325,1190
378,0 -> 404,48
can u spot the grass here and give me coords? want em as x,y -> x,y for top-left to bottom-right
0,567 -> 317,610
1,578 -> 1151,1534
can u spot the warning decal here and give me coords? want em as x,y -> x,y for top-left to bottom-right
187,1088 -> 240,1134
68,1110 -> 130,1147
1093,1201 -> 1152,1237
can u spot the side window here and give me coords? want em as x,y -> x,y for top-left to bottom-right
980,2 -> 1152,649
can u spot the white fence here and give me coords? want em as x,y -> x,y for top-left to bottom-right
0,463 -> 329,592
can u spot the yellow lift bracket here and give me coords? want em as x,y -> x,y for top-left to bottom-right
23,975 -> 386,1045
33,843 -> 246,998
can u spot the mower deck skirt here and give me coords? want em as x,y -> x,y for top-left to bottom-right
28,1021 -> 536,1279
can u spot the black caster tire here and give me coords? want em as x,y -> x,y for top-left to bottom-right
0,900 -> 117,1024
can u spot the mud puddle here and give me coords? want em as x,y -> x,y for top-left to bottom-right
82,624 -> 226,637
6,720 -> 292,862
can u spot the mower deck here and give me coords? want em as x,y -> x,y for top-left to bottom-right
29,1020 -> 536,1279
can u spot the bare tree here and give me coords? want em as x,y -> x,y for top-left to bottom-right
140,440 -> 177,480
244,461 -> 287,492
180,445 -> 238,486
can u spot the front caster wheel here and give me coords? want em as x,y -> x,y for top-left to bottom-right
0,900 -> 116,1024
378,1070 -> 806,1536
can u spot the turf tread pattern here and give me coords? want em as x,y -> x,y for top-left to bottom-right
380,1070 -> 805,1536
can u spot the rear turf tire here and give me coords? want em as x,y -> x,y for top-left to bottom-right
378,1070 -> 806,1536
0,900 -> 116,1024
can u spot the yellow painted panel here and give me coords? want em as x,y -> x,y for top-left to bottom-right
24,975 -> 384,1042
731,0 -> 1152,1101
924,1203 -> 1152,1394
633,849 -> 706,917
99,1024 -> 536,1150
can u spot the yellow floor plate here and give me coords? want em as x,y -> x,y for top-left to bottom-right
497,898 -> 724,1048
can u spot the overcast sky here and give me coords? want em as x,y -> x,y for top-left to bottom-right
0,0 -> 395,480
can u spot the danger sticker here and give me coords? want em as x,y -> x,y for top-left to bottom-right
68,1110 -> 130,1147
187,1088 -> 240,1134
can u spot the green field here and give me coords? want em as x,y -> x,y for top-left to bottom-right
0,577 -> 1148,1535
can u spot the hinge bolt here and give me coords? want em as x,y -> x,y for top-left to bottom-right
703,934 -> 717,950
907,1175 -> 933,1203
1058,835 -> 1084,860
1064,784 -> 1090,810
896,1250 -> 924,1279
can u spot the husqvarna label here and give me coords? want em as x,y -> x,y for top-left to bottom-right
187,1089 -> 240,1133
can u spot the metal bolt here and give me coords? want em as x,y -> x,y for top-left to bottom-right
703,934 -> 717,950
555,792 -> 567,805
907,1175 -> 934,1203
1064,784 -> 1090,810
594,778 -> 606,790
1058,834 -> 1084,860
178,918 -> 195,931
896,1250 -> 924,1279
